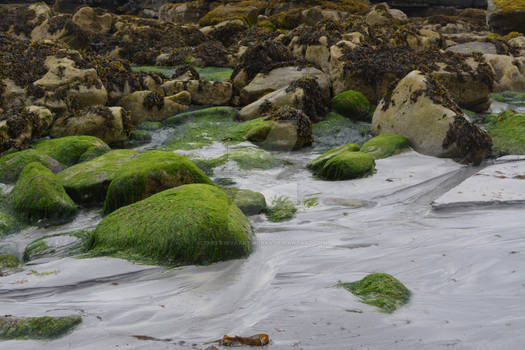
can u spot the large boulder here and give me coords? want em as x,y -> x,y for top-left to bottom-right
0,149 -> 64,184
240,78 -> 328,121
34,136 -> 110,167
487,0 -> 525,35
0,106 -> 53,152
118,90 -> 188,124
160,80 -> 233,106
239,66 -> 330,105
91,184 -> 253,266
159,1 -> 210,24
372,70 -> 492,164
71,6 -> 113,34
10,162 -> 77,224
50,106 -> 132,144
57,149 -> 139,204
483,54 -> 525,92
103,151 -> 213,213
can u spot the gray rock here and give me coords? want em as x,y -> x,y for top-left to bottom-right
447,42 -> 497,55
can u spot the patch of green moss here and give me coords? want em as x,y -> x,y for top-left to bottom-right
0,149 -> 63,184
266,196 -> 297,222
195,66 -> 233,81
91,184 -> 253,266
129,130 -> 152,143
361,134 -> 409,159
338,273 -> 410,313
485,111 -> 525,155
313,112 -> 371,151
10,163 -> 77,224
34,136 -> 110,167
307,144 -> 361,173
0,254 -> 20,268
136,121 -> 163,131
318,152 -> 375,181
23,230 -> 93,262
491,91 -> 525,105
0,207 -> 20,237
0,315 -> 82,340
103,151 -> 213,213
57,149 -> 139,205
226,147 -> 282,170
223,188 -> 267,216
163,107 -> 271,150
331,90 -> 371,121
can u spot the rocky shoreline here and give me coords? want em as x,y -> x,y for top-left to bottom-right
1,0 -> 524,347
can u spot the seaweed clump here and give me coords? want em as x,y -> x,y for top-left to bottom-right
0,315 -> 82,340
143,91 -> 164,111
285,78 -> 329,121
442,116 -> 493,165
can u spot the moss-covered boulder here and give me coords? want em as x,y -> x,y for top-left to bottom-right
57,150 -> 139,205
34,136 -> 110,167
223,188 -> 267,216
129,130 -> 152,143
0,254 -> 20,268
10,163 -> 77,224
103,151 -> 213,213
318,152 -> 375,181
91,184 -> 253,266
0,315 -> 82,340
485,111 -> 525,155
307,144 -> 361,173
23,230 -> 93,262
361,134 -> 409,159
338,273 -> 410,313
0,149 -> 64,183
331,90 -> 371,121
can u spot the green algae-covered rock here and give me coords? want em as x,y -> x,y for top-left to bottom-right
0,254 -> 20,268
485,111 -> 525,155
331,90 -> 371,121
57,149 -> 139,204
307,144 -> 361,173
318,151 -> 375,181
266,196 -> 297,222
338,273 -> 410,313
23,230 -> 93,262
103,151 -> 214,213
163,106 -> 239,126
0,149 -> 64,184
91,184 -> 253,266
223,188 -> 267,216
10,163 -> 77,224
0,315 -> 82,340
129,130 -> 152,143
361,134 -> 409,159
136,121 -> 163,131
34,136 -> 110,167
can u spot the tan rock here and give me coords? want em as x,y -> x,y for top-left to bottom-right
118,91 -> 188,124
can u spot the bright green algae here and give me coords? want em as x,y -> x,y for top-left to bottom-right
361,134 -> 409,159
195,66 -> 233,81
339,273 -> 411,313
308,144 -> 361,173
318,151 -> 375,181
266,196 -> 297,222
223,188 -> 267,216
0,149 -> 64,183
331,90 -> 371,121
91,184 -> 253,266
0,254 -> 20,268
34,136 -> 110,167
103,151 -> 213,213
10,162 -> 77,224
0,315 -> 82,340
485,111 -> 525,155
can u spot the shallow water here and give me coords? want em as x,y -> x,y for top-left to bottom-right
1,111 -> 524,349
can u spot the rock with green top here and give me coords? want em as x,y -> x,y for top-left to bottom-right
0,315 -> 82,340
485,111 -> 525,155
136,121 -> 163,131
318,151 -> 375,181
23,230 -> 93,262
10,163 -> 77,224
307,144 -> 361,173
0,254 -> 20,268
91,184 -> 253,266
34,136 -> 110,167
57,149 -> 139,205
331,90 -> 371,121
223,188 -> 267,216
129,130 -> 152,143
103,151 -> 213,213
0,149 -> 64,183
361,134 -> 409,159
338,273 -> 410,313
